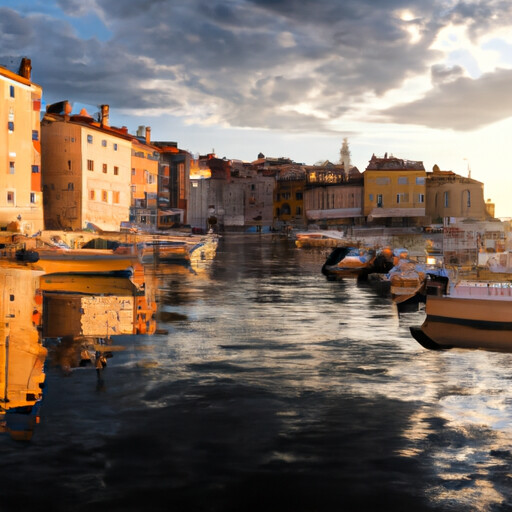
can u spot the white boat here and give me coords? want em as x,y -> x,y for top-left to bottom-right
410,280 -> 512,351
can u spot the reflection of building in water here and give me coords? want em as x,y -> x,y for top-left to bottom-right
40,274 -> 156,338
0,265 -> 46,441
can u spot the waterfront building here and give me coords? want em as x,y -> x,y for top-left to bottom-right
152,141 -> 191,228
0,57 -> 44,234
363,154 -> 427,227
41,103 -> 132,231
130,126 -> 160,230
426,164 -> 491,223
274,165 -> 306,230
303,162 -> 364,228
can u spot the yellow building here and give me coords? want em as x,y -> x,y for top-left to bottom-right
130,126 -> 160,228
274,166 -> 306,229
0,58 -> 44,234
41,103 -> 132,231
364,154 -> 427,226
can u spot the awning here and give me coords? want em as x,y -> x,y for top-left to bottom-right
306,208 -> 363,220
159,209 -> 184,215
367,208 -> 425,219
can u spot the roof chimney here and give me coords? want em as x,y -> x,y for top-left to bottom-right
100,104 -> 110,127
18,57 -> 32,80
136,125 -> 145,137
145,126 -> 151,145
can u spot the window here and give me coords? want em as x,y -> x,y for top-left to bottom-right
398,177 -> 408,185
9,85 -> 14,98
102,140 -> 107,147
113,143 -> 118,151
466,191 -> 471,208
132,168 -> 136,175
113,191 -> 120,204
296,206 -> 302,215
377,194 -> 383,207
397,193 -> 409,204
87,134 -> 93,144
71,137 -> 75,143
90,190 -> 95,200
31,165 -> 39,173
416,177 -> 425,185
30,192 -> 36,204
32,130 -> 39,141
251,184 -> 255,191
68,183 -> 74,191
7,191 -> 14,204
103,163 -> 107,173
444,191 -> 449,207
369,194 -> 374,201
102,190 -> 108,202
9,161 -> 15,174
418,193 -> 425,203
7,121 -> 14,132
296,192 -> 303,200
114,166 -> 119,176
87,160 -> 94,171
376,177 -> 390,185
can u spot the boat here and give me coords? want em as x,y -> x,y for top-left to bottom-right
295,231 -> 347,248
410,280 -> 512,351
322,246 -> 376,278
33,247 -> 140,276
138,240 -> 190,263
388,251 -> 449,311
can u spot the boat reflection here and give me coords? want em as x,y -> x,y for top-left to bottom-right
0,262 -> 158,441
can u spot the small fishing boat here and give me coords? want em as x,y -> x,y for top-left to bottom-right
410,280 -> 512,351
322,246 -> 376,278
138,240 -> 190,263
33,247 -> 139,276
295,231 -> 347,248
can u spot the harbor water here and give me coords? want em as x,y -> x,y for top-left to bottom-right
1,234 -> 512,511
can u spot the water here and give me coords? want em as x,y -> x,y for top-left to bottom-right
1,235 -> 512,511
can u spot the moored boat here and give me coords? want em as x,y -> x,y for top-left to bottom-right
34,247 -> 139,276
322,246 -> 376,278
295,231 -> 348,248
410,280 -> 512,351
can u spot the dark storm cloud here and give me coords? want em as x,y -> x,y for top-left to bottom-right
382,67 -> 512,130
3,0 -> 512,133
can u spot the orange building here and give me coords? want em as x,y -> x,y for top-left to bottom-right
0,58 -> 44,233
41,103 -> 133,231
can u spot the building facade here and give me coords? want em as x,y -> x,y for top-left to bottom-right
153,142 -> 191,228
364,154 -> 427,226
304,163 -> 364,228
0,58 -> 44,234
274,166 -> 306,230
130,126 -> 160,229
426,165 -> 491,223
41,103 -> 132,231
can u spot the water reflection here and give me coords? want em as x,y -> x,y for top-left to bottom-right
2,237 -> 512,511
0,262 -> 158,440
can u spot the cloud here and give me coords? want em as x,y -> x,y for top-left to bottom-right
382,67 -> 512,130
2,1 -> 512,135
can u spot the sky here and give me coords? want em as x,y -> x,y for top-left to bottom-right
2,0 -> 512,216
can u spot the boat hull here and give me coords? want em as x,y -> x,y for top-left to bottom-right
34,249 -> 139,276
411,295 -> 512,351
